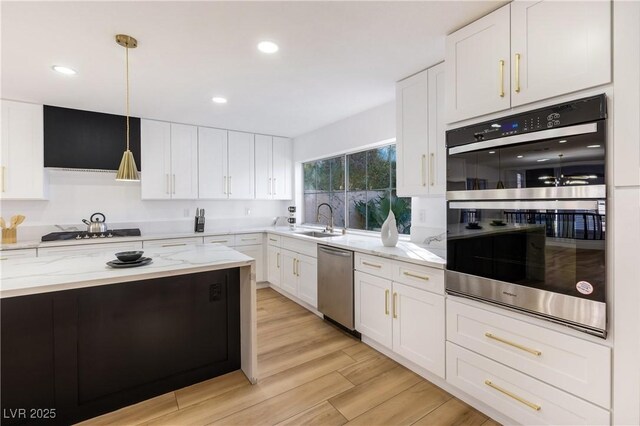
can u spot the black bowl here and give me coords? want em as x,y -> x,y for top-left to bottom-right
115,251 -> 144,262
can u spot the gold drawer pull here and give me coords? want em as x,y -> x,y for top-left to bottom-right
161,243 -> 187,247
485,332 -> 542,356
403,271 -> 429,281
499,59 -> 505,97
241,238 -> 257,241
484,380 -> 541,411
393,292 -> 398,319
269,238 -> 278,242
362,261 -> 382,269
515,53 -> 521,93
385,289 -> 390,315
208,240 -> 228,243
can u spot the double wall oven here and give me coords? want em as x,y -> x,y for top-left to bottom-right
445,95 -> 607,337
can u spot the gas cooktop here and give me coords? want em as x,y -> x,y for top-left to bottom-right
41,228 -> 141,242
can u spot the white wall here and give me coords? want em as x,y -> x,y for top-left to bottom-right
293,100 -> 447,251
1,169 -> 289,241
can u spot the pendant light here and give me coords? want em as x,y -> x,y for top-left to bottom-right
115,34 -> 140,181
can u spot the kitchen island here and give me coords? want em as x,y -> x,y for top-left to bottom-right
0,244 -> 257,425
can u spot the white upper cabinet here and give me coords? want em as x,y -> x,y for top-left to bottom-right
445,4 -> 511,123
170,124 -> 198,199
396,62 -> 445,197
510,1 -> 611,107
227,131 -> 255,199
446,1 -> 611,123
255,135 -> 292,200
141,119 -> 197,200
0,100 -> 46,200
198,127 -> 228,199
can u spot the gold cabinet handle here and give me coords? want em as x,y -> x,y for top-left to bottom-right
499,59 -> 505,97
484,332 -> 541,356
484,380 -> 541,411
362,261 -> 382,269
161,243 -> 187,247
208,240 -> 228,244
241,238 -> 257,241
515,53 -> 521,93
276,252 -> 280,268
429,153 -> 435,186
385,289 -> 390,315
393,292 -> 398,319
292,257 -> 297,276
403,271 -> 429,281
269,238 -> 278,242
296,259 -> 300,276
421,154 -> 427,186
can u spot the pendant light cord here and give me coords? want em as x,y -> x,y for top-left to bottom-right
125,41 -> 130,152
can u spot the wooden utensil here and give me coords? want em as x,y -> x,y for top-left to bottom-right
14,215 -> 25,227
0,217 -> 5,230
9,216 -> 19,229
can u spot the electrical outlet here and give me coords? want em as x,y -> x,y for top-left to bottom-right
419,209 -> 426,222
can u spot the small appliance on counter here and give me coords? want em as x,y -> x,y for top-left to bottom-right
1,215 -> 26,244
41,228 -> 141,242
194,208 -> 205,232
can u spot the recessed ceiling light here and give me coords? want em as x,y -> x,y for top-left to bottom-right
212,97 -> 227,104
558,139 -> 567,144
257,41 -> 279,54
517,155 -> 524,158
587,144 -> 601,148
52,65 -> 77,75
537,158 -> 550,162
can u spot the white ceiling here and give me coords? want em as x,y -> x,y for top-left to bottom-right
2,1 -> 504,138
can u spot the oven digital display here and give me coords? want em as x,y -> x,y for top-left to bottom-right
501,122 -> 519,131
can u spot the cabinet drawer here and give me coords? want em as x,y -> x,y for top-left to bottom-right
143,237 -> 202,248
266,234 -> 281,247
281,236 -> 317,258
393,261 -> 444,294
354,253 -> 393,280
38,241 -> 143,257
0,248 -> 37,259
447,299 -> 611,408
446,343 -> 610,425
203,235 -> 235,246
234,233 -> 263,246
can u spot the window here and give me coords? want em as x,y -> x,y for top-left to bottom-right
303,144 -> 411,234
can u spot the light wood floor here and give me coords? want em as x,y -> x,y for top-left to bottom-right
79,288 -> 499,426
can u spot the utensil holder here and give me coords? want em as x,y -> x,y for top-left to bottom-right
2,228 -> 17,244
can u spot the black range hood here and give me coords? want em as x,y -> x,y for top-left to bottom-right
44,105 -> 141,171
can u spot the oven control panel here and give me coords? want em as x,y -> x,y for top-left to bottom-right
446,94 -> 606,148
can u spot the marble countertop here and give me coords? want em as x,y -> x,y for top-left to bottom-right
0,244 -> 254,299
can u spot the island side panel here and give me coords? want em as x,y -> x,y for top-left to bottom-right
240,261 -> 258,383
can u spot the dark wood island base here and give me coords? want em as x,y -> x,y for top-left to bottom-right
1,269 -> 241,425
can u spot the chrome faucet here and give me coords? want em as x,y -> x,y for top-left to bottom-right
316,203 -> 334,233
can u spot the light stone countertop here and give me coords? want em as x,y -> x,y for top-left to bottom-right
0,244 -> 254,298
1,226 -> 446,269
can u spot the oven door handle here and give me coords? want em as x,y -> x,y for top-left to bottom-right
449,200 -> 600,211
449,122 -> 598,155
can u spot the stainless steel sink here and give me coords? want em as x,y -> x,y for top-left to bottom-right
296,231 -> 338,238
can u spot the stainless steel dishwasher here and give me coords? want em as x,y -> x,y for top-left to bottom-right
317,244 -> 355,330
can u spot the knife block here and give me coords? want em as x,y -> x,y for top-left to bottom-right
2,228 -> 16,244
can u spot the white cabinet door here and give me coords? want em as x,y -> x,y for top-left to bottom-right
142,237 -> 202,248
141,119 -> 171,199
427,63 -> 446,195
227,131 -> 255,199
170,123 -> 198,199
267,245 -> 281,288
392,282 -> 445,378
255,134 -> 273,200
236,244 -> 265,282
0,248 -> 37,259
297,253 -> 317,308
198,127 -> 228,199
355,271 -> 393,349
396,69 -> 429,196
272,136 -> 292,200
511,0 -> 611,107
280,250 -> 298,295
0,100 -> 45,200
445,4 -> 511,123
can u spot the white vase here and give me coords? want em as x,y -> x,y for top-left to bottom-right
380,209 -> 399,247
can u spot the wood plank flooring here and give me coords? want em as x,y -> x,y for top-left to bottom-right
79,288 -> 498,426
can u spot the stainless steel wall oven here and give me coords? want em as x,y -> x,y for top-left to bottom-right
445,95 -> 607,337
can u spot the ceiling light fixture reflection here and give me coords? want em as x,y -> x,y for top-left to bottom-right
587,144 -> 601,148
491,124 -> 501,128
489,151 -> 495,154
212,97 -> 228,104
52,65 -> 77,75
536,158 -> 549,162
558,139 -> 567,144
257,41 -> 279,54
517,155 -> 524,158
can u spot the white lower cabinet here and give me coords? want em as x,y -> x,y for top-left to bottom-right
355,268 -> 445,378
447,342 -> 610,425
267,244 -> 281,288
296,253 -> 317,308
38,241 -> 143,257
280,249 -> 298,295
268,237 -> 318,309
235,244 -> 265,282
0,248 -> 37,259
142,237 -> 203,248
203,235 -> 235,246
